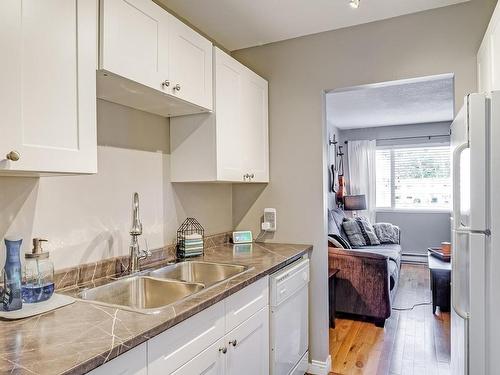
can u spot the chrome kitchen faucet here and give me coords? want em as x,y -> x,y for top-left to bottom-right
129,192 -> 151,273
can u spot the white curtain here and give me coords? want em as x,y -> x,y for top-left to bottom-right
347,140 -> 376,223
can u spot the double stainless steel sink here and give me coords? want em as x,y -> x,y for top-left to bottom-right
78,261 -> 248,313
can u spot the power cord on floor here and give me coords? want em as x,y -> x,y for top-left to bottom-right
392,301 -> 432,311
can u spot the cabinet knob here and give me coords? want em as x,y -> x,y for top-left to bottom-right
219,347 -> 227,354
243,173 -> 249,181
230,339 -> 237,347
250,173 -> 255,179
6,150 -> 20,161
161,80 -> 170,88
173,84 -> 181,92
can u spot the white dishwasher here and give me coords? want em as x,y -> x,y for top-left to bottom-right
270,258 -> 309,375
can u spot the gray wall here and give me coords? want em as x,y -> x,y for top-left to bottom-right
232,0 -> 495,366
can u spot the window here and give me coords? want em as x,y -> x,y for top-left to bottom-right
376,145 -> 451,210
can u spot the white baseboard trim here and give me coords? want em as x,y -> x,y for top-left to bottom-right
307,355 -> 332,375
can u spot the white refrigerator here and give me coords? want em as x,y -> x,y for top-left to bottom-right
450,91 -> 500,375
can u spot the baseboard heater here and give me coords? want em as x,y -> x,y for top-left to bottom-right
401,252 -> 427,264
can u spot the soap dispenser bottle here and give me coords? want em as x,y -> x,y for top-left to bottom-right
22,238 -> 55,303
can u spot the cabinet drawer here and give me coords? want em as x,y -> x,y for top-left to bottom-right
88,343 -> 147,375
148,301 -> 224,374
225,276 -> 268,332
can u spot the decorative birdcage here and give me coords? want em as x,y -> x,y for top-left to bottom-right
176,218 -> 205,259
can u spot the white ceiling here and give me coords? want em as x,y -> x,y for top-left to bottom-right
326,74 -> 455,129
159,0 -> 469,51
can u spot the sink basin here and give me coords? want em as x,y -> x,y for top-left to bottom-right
148,261 -> 248,287
78,276 -> 204,313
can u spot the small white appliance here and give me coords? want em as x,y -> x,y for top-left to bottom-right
269,258 -> 309,375
232,230 -> 253,244
450,91 -> 500,374
262,208 -> 277,232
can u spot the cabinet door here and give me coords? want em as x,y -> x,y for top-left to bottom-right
240,70 -> 269,183
225,306 -> 269,375
215,49 -> 245,182
169,16 -> 213,110
100,0 -> 170,93
478,41 -> 492,93
88,343 -> 147,375
148,302 -> 225,375
0,0 -> 97,174
171,338 -> 226,375
490,14 -> 500,91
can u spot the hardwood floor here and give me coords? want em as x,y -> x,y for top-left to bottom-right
329,264 -> 450,375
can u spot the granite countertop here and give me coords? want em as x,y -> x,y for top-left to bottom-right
0,242 -> 312,375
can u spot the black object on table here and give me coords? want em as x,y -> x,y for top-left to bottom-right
329,269 -> 339,328
428,250 -> 451,314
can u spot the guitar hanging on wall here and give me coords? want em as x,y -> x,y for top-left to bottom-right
336,145 -> 346,207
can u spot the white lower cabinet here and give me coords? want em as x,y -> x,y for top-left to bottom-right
225,306 -> 269,375
92,276 -> 270,375
88,343 -> 147,375
171,338 -> 226,375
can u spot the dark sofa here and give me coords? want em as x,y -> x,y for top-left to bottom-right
328,208 -> 402,327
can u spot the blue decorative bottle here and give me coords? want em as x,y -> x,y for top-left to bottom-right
1,237 -> 23,311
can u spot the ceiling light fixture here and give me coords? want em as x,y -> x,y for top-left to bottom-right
349,0 -> 360,9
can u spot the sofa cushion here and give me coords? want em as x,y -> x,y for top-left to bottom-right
388,259 -> 399,290
328,234 -> 351,249
328,208 -> 349,240
373,223 -> 400,244
351,244 -> 402,264
342,217 -> 381,247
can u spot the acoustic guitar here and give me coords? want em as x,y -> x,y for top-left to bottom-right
336,146 -> 345,206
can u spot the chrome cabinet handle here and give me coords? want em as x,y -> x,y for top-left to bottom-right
6,150 -> 20,161
229,339 -> 237,347
173,84 -> 181,92
243,173 -> 249,181
250,173 -> 255,179
161,80 -> 170,88
219,347 -> 227,354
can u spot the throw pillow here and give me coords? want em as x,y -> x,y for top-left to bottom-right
342,217 -> 381,247
328,234 -> 352,249
373,223 -> 400,244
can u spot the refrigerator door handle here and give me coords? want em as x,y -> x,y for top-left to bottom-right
452,142 -> 469,230
452,231 -> 469,320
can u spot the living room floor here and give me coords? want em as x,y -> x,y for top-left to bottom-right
329,264 -> 450,375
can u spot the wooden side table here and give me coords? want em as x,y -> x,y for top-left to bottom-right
428,251 -> 451,314
329,269 -> 339,328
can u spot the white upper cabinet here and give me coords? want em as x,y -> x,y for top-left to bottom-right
169,16 -> 213,110
170,48 -> 269,183
98,0 -> 213,117
478,1 -> 500,93
0,0 -> 97,175
99,0 -> 170,92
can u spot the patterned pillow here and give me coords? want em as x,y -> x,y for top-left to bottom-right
328,234 -> 352,249
342,217 -> 381,247
373,223 -> 400,244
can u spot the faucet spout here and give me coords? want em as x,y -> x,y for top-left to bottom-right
128,192 -> 150,274
130,192 -> 142,236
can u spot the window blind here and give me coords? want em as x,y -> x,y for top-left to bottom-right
376,146 -> 451,210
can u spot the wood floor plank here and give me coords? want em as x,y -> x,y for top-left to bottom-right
329,264 -> 450,375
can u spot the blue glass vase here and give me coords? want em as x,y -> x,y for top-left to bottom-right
1,238 -> 23,311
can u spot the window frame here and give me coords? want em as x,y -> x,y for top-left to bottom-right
375,142 -> 452,213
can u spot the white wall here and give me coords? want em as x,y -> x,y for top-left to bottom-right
232,0 -> 495,367
0,100 -> 233,270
